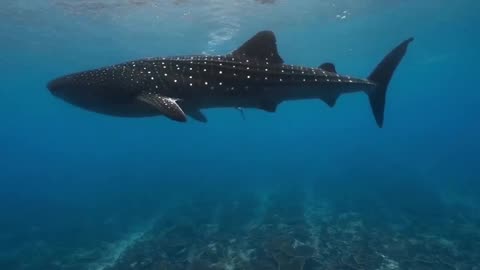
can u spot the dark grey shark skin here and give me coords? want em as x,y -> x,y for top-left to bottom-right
47,31 -> 413,127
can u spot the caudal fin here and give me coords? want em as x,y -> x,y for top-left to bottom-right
367,37 -> 414,128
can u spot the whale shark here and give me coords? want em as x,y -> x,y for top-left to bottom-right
47,31 -> 413,127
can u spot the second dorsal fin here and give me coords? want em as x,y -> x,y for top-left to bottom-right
230,31 -> 284,64
319,63 -> 337,73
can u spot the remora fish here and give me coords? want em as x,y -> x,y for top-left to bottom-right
47,31 -> 413,127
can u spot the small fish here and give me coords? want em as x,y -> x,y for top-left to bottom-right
47,30 -> 413,127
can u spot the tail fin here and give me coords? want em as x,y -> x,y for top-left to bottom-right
367,37 -> 414,127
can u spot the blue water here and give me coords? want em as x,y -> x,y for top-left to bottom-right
1,0 -> 479,269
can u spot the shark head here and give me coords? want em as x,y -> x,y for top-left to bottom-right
46,66 -> 148,116
48,68 -> 118,105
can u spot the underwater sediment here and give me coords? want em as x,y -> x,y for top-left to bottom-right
1,179 -> 479,270
100,182 -> 480,270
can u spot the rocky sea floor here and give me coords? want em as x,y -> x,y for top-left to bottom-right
2,181 -> 479,270
104,183 -> 479,270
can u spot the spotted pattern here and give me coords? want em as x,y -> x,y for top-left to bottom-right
59,54 -> 374,101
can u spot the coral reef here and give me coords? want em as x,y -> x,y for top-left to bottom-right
3,183 -> 479,270
101,185 -> 480,270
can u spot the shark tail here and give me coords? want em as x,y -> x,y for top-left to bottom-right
367,37 -> 414,128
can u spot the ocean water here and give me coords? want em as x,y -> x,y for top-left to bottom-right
1,0 -> 479,269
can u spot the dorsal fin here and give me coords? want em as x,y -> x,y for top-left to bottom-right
230,31 -> 284,64
319,63 -> 337,73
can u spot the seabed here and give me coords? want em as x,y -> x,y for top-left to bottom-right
2,180 -> 479,270
98,185 -> 479,270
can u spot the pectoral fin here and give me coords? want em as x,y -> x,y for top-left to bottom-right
187,109 -> 208,123
137,93 -> 187,122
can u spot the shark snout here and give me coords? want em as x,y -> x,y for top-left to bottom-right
47,76 -> 69,95
47,74 -> 86,97
47,80 -> 57,93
